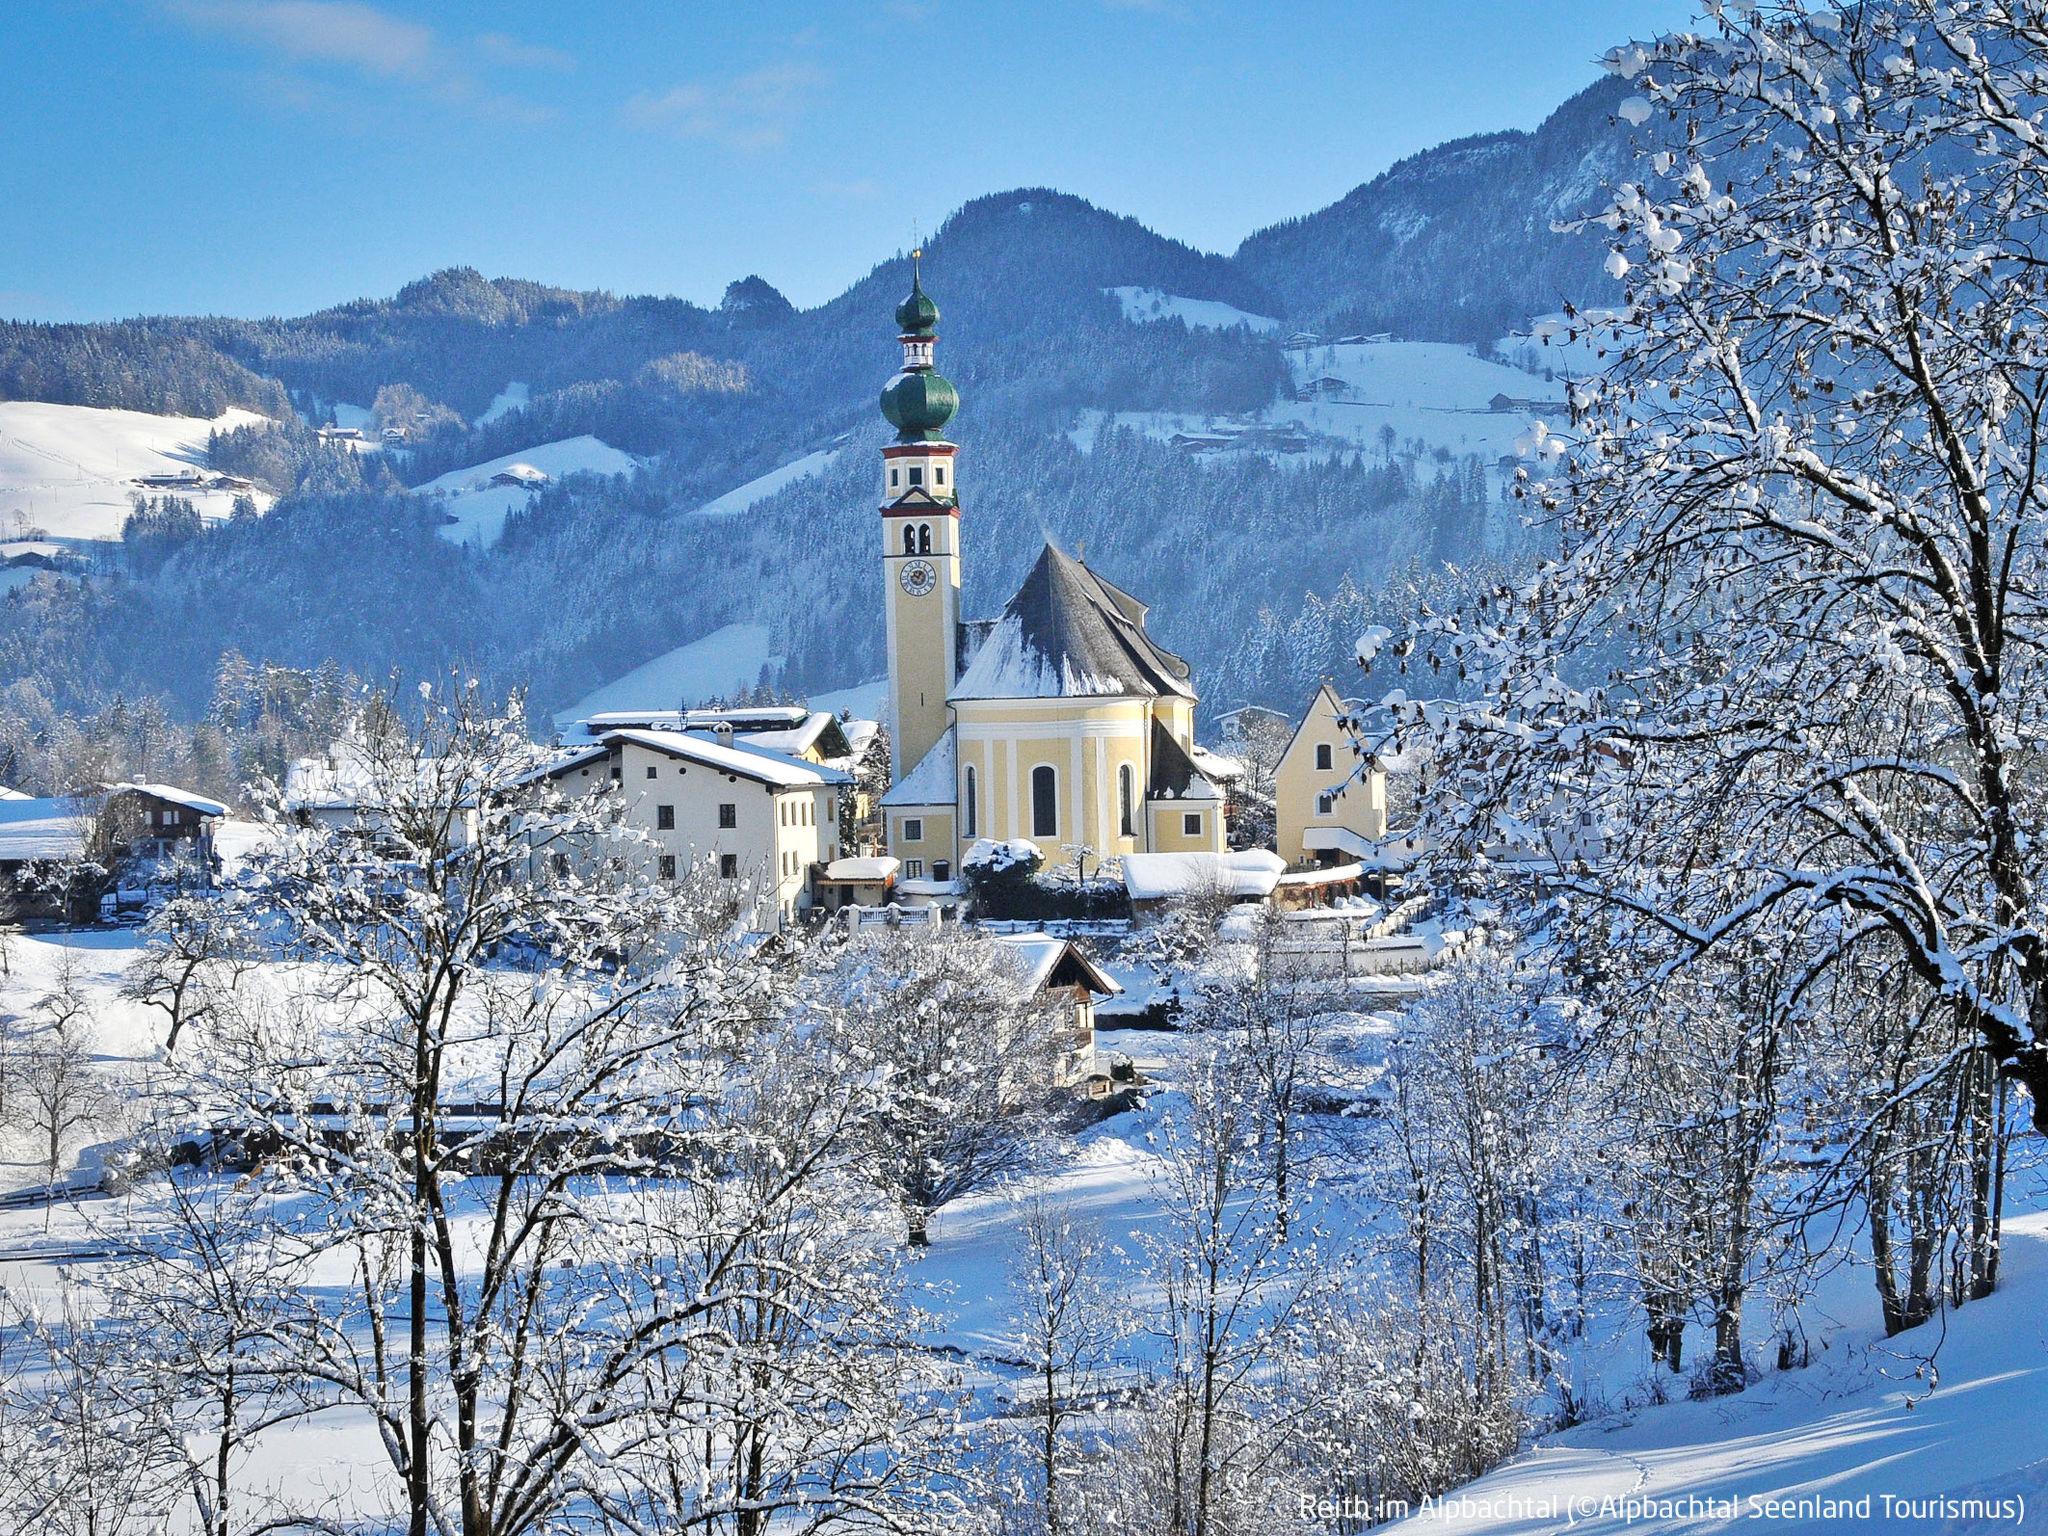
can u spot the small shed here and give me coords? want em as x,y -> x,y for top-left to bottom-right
814,854 -> 899,912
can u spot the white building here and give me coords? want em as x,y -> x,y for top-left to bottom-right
527,726 -> 849,931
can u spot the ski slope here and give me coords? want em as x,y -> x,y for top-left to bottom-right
553,622 -> 785,726
690,447 -> 842,518
0,401 -> 276,541
415,435 -> 640,548
475,381 -> 531,426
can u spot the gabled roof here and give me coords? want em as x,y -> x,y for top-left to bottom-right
880,728 -> 956,807
106,782 -> 228,818
605,729 -> 850,790
994,932 -> 1122,999
951,543 -> 1197,702
0,798 -> 89,863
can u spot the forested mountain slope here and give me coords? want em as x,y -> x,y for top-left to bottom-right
0,79 -> 1630,770
1235,76 -> 1632,341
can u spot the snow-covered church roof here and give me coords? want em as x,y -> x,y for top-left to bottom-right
951,543 -> 1197,703
881,727 -> 956,807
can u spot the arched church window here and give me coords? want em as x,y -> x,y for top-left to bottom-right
902,524 -> 916,555
1031,765 -> 1058,839
963,765 -> 978,837
1118,763 -> 1135,837
918,523 -> 932,554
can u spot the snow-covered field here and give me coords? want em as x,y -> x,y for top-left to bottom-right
413,435 -> 640,547
2,909 -> 2045,1528
552,620 -> 784,725
808,676 -> 887,719
1106,285 -> 1280,335
1074,338 -> 1570,473
0,401 -> 276,542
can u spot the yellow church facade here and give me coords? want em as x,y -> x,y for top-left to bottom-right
874,264 -> 1227,880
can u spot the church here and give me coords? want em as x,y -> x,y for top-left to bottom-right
875,263 -> 1229,881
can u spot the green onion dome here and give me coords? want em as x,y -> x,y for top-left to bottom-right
896,273 -> 939,335
881,367 -> 958,442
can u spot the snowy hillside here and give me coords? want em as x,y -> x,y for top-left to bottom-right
0,401 -> 275,542
1076,338 -> 1566,474
553,621 -> 784,726
691,446 -> 843,518
1107,285 -> 1280,334
414,435 -> 640,547
1387,1217 -> 2048,1533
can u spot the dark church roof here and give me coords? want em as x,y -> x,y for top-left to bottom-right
1147,718 -> 1220,801
950,543 -> 1197,702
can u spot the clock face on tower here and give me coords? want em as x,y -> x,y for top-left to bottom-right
899,558 -> 937,597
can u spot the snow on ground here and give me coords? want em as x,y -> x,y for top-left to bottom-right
1106,285 -> 1280,335
1074,339 -> 1569,477
414,435 -> 640,548
474,380 -> 530,426
0,401 -> 277,542
5,911 -> 2048,1522
689,447 -> 841,518
1388,1213 -> 2048,1534
553,622 -> 785,726
1492,312 -> 1619,381
809,676 -> 887,719
330,401 -> 374,433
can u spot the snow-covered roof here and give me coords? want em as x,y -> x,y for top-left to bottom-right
895,877 -> 963,897
994,931 -> 1122,998
506,744 -> 611,790
1275,859 -> 1365,886
0,784 -> 28,801
106,782 -> 228,818
881,728 -> 957,807
0,798 -> 89,862
1303,825 -> 1376,859
1189,744 -> 1244,782
951,543 -> 1197,702
605,728 -> 849,789
823,855 -> 899,883
563,706 -> 843,758
1120,848 -> 1287,902
282,745 -> 478,812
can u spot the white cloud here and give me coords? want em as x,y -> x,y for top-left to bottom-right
165,1 -> 568,119
625,63 -> 827,151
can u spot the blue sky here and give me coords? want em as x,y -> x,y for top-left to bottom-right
1,1 -> 1694,322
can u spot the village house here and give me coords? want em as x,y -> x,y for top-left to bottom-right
524,725 -> 849,932
0,782 -> 225,919
871,261 -> 1230,889
1274,681 -> 1388,867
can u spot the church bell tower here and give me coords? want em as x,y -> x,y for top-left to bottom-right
879,253 -> 962,781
